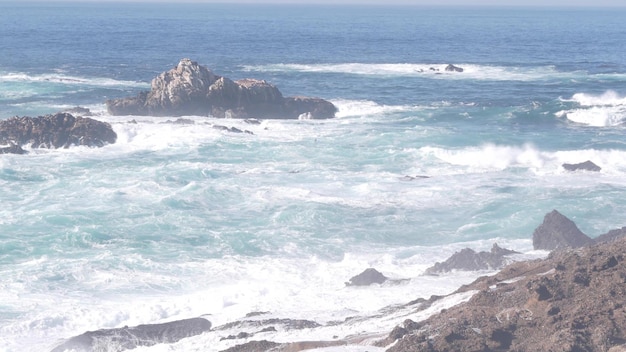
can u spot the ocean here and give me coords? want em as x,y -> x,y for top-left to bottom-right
1,2 -> 626,351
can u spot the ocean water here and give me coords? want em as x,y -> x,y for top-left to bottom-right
1,2 -> 626,351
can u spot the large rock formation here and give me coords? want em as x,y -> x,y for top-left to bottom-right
106,59 -> 337,119
532,210 -> 592,250
0,112 -> 117,151
50,317 -> 212,352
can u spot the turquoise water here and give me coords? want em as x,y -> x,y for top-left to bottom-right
1,3 -> 626,351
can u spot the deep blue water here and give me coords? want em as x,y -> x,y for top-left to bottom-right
1,3 -> 626,351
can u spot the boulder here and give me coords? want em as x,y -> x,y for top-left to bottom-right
562,160 -> 601,172
107,59 -> 337,119
0,113 -> 117,150
532,210 -> 592,250
444,64 -> 464,72
50,317 -> 212,352
425,243 -> 519,275
346,268 -> 388,286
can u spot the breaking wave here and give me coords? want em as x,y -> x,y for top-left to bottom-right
557,91 -> 626,127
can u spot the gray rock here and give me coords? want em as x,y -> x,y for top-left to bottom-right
50,317 -> 211,352
107,59 -> 337,119
562,160 -> 601,172
445,64 -> 464,72
532,210 -> 592,250
0,113 -> 116,150
425,243 -> 519,275
346,268 -> 388,286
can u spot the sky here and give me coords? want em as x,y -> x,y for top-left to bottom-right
4,0 -> 626,6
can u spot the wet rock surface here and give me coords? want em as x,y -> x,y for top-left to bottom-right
0,112 -> 116,151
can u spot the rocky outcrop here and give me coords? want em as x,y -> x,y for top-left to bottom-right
346,268 -> 389,286
106,59 -> 337,119
0,113 -> 117,151
563,160 -> 601,172
532,210 -> 592,250
425,243 -> 519,275
50,317 -> 212,352
384,235 -> 626,352
444,64 -> 464,72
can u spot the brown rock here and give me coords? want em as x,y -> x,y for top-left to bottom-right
532,210 -> 592,250
0,113 -> 116,150
385,236 -> 626,352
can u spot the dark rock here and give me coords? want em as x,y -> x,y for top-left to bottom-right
106,58 -> 337,119
50,317 -> 212,352
562,160 -> 601,172
216,318 -> 320,331
220,340 -> 280,352
424,243 -> 519,275
445,64 -> 464,72
532,210 -> 592,250
0,143 -> 26,154
346,268 -> 388,286
385,235 -> 626,352
0,113 -> 117,149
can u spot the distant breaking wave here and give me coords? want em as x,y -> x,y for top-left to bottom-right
0,71 -> 149,88
557,91 -> 626,127
242,63 -> 626,82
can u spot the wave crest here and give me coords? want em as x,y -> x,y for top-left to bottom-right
557,90 -> 626,127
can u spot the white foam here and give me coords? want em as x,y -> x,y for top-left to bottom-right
332,99 -> 423,118
419,143 -> 626,175
242,63 -> 595,82
558,91 -> 626,126
0,71 -> 149,88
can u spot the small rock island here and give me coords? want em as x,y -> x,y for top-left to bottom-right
106,58 -> 337,119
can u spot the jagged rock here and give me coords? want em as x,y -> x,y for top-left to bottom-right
562,160 -> 601,172
106,59 -> 337,119
384,236 -> 626,352
425,243 -> 519,275
50,317 -> 212,352
0,113 -> 117,150
444,64 -> 464,72
346,268 -> 388,286
532,210 -> 592,250
594,226 -> 626,244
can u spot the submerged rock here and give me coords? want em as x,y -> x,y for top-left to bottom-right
532,210 -> 592,250
0,112 -> 116,151
50,317 -> 212,352
346,268 -> 388,286
562,160 -> 601,172
444,64 -> 464,72
106,58 -> 337,119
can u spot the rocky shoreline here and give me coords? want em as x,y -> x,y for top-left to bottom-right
49,210 -> 626,352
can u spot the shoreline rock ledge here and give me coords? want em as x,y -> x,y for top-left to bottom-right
106,58 -> 337,119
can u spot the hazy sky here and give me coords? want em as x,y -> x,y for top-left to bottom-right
7,0 -> 626,6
